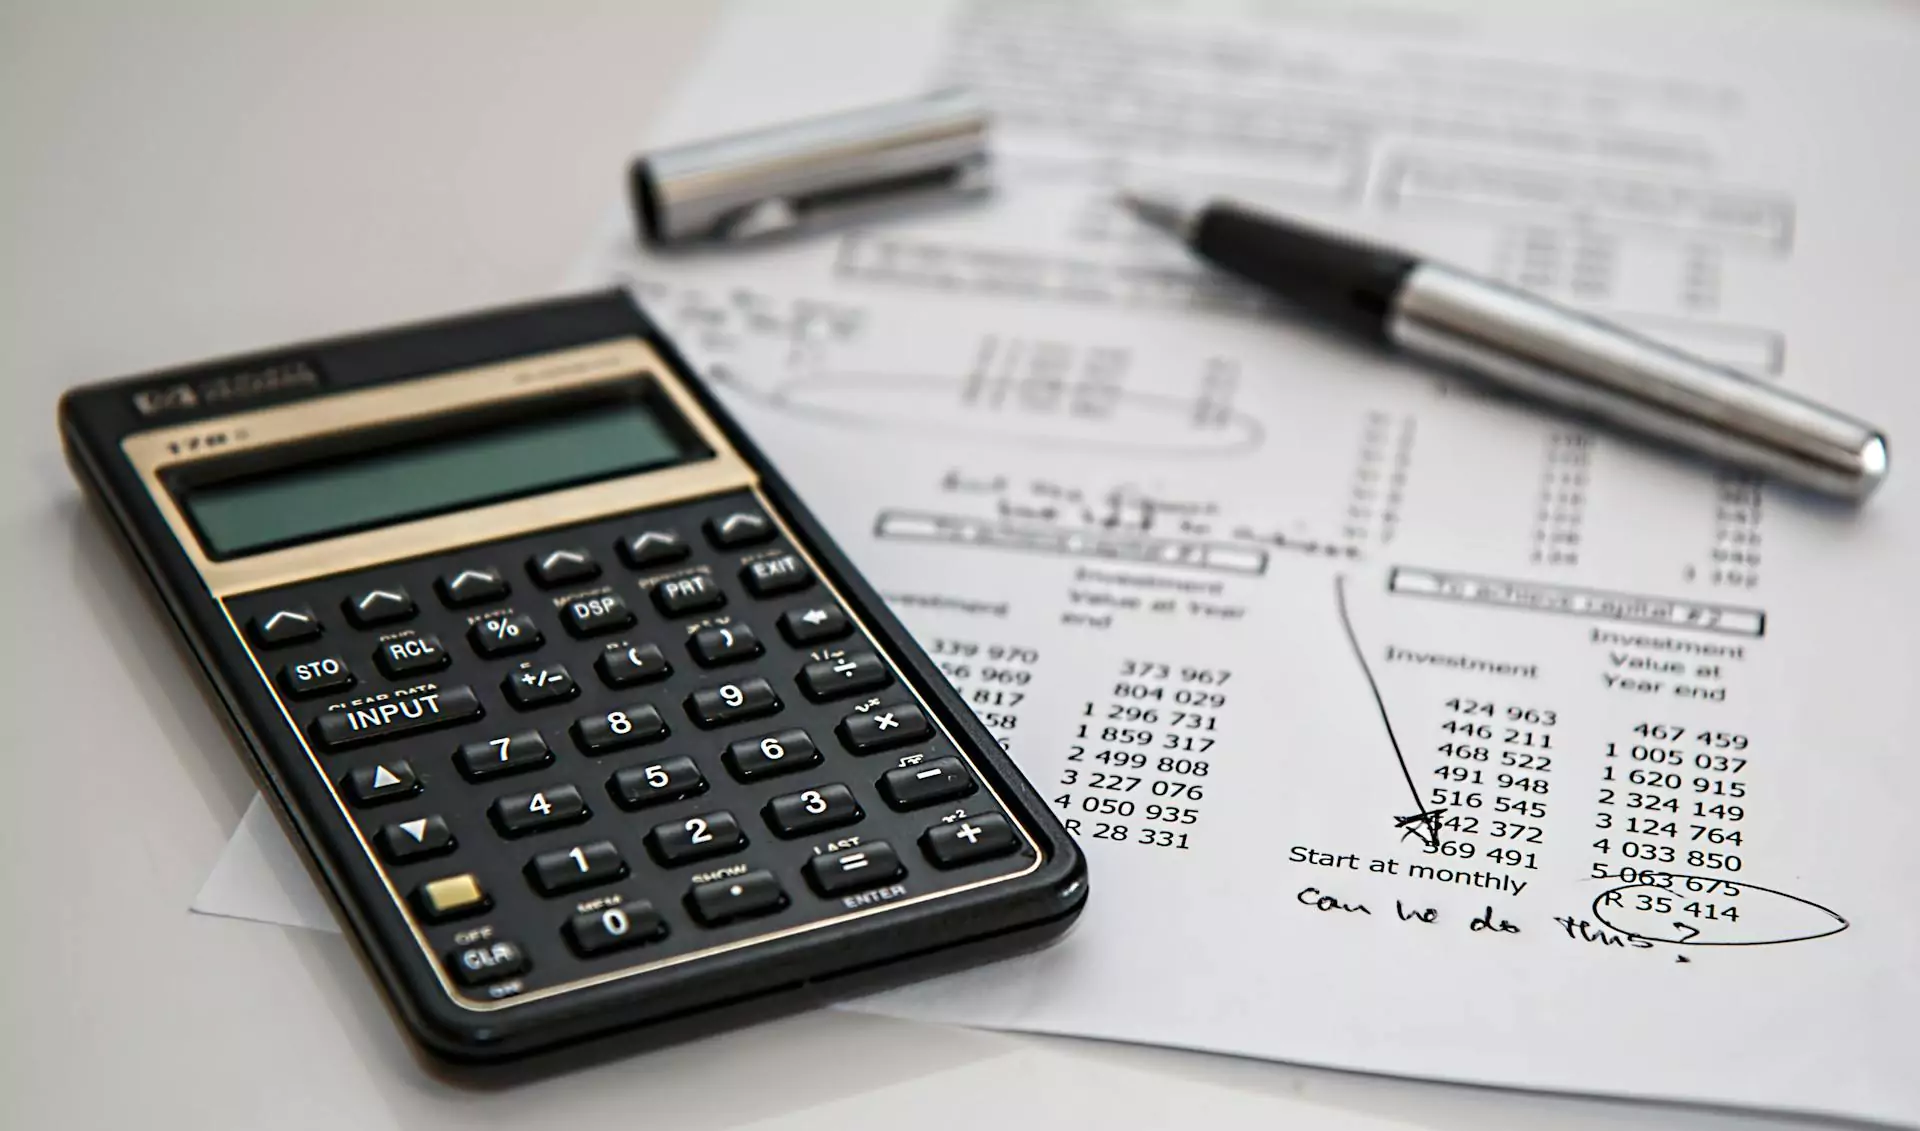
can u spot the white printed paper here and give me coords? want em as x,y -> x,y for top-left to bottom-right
201,1 -> 1920,1124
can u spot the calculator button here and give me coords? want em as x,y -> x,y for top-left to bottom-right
312,686 -> 482,750
778,604 -> 851,645
529,548 -> 600,588
618,529 -> 690,569
489,784 -> 590,837
566,902 -> 667,956
689,623 -> 763,667
921,813 -> 1018,868
415,873 -> 490,921
343,586 -> 416,628
764,784 -> 863,838
375,633 -> 451,679
646,810 -> 746,866
805,841 -> 904,896
596,642 -> 671,687
741,554 -> 812,597
249,607 -> 321,648
503,662 -> 579,710
342,760 -> 420,806
437,567 -> 509,608
468,614 -> 543,658
723,728 -> 821,781
528,840 -> 627,896
279,655 -> 355,699
798,652 -> 893,701
685,678 -> 781,729
609,756 -> 706,810
376,815 -> 455,862
446,940 -> 528,987
705,511 -> 775,548
880,757 -> 976,810
687,870 -> 786,925
837,703 -> 932,753
561,593 -> 636,638
455,729 -> 552,781
651,574 -> 726,617
572,704 -> 668,753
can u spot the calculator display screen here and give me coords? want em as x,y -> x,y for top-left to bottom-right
178,392 -> 704,559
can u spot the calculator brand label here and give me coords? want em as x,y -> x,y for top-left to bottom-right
130,358 -> 323,417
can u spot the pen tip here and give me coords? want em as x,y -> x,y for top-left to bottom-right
1115,188 -> 1196,239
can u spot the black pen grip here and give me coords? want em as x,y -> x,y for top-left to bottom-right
1192,202 -> 1418,341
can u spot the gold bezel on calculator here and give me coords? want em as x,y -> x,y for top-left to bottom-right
119,337 -> 1044,1011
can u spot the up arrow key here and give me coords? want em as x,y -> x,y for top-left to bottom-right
345,586 -> 416,627
343,760 -> 419,807
706,511 -> 773,548
250,606 -> 322,648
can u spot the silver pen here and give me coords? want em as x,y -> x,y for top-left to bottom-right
1120,191 -> 1889,502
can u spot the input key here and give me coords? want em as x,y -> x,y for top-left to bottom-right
310,686 -> 482,750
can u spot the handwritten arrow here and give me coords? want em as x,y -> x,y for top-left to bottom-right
1672,920 -> 1702,943
1334,574 -> 1441,850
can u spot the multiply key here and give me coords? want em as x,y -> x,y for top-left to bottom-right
837,702 -> 931,753
312,686 -> 482,750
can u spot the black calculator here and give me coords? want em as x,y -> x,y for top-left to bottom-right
59,292 -> 1085,1061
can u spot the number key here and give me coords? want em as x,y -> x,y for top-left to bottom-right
572,704 -> 668,753
608,756 -> 706,810
764,783 -> 862,838
489,784 -> 589,837
455,730 -> 553,781
645,810 -> 746,865
566,902 -> 667,956
723,728 -> 821,781
527,840 -> 626,895
685,678 -> 780,729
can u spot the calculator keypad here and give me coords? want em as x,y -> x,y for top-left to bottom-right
224,490 -> 1039,1004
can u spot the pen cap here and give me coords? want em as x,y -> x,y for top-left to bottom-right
630,88 -> 992,247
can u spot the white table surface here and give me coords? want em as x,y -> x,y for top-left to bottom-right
0,4 -> 1852,1128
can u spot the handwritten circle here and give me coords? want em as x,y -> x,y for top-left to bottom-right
1593,873 -> 1847,946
